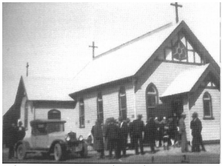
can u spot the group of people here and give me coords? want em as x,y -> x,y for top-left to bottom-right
91,111 -> 206,159
7,120 -> 26,159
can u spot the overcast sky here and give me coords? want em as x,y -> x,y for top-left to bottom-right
2,2 -> 221,114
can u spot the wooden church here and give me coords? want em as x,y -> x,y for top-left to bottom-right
3,20 -> 220,145
69,21 -> 220,143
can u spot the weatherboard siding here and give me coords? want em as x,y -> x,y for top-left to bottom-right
189,88 -> 220,141
72,82 -> 134,138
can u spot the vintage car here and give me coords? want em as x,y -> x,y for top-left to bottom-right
15,119 -> 88,161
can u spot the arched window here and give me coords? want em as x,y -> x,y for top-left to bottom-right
97,92 -> 104,123
79,98 -> 85,128
146,83 -> 158,118
203,92 -> 213,118
119,87 -> 127,120
48,109 -> 61,120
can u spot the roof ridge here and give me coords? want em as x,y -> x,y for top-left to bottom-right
94,22 -> 173,60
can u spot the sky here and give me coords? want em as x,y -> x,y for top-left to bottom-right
2,2 -> 221,115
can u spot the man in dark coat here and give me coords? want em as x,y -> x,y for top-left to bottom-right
17,120 -> 26,141
91,120 -> 104,159
190,112 -> 206,152
144,117 -> 156,153
105,118 -> 120,159
132,114 -> 144,155
118,117 -> 129,157
8,123 -> 17,159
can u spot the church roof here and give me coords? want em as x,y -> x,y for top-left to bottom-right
22,76 -> 74,101
71,22 -> 179,95
70,20 -> 220,96
161,64 -> 210,98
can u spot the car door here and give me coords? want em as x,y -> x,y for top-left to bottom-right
34,123 -> 49,150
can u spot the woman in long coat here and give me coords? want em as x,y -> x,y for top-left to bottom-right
91,120 -> 104,158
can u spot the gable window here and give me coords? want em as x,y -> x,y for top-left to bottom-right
97,93 -> 104,123
146,83 -> 158,118
203,92 -> 213,119
119,87 -> 127,120
159,32 -> 205,64
79,98 -> 85,128
48,109 -> 61,120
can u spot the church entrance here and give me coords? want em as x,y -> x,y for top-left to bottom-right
171,99 -> 183,117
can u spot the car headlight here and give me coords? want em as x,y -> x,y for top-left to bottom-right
78,135 -> 83,141
66,136 -> 70,141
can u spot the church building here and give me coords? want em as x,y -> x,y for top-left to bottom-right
69,21 -> 220,143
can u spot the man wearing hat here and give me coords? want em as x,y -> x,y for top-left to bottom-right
178,112 -> 188,153
132,114 -> 145,155
190,112 -> 206,152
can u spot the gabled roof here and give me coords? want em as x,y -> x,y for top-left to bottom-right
70,21 -> 220,96
161,64 -> 210,98
22,76 -> 74,101
70,22 -> 177,95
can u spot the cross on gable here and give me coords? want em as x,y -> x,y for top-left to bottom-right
170,2 -> 183,23
89,41 -> 98,59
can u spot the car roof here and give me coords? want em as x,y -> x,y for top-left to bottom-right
30,119 -> 66,126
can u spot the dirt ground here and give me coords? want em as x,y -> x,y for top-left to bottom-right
3,144 -> 220,164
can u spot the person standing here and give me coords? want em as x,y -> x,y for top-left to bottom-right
178,113 -> 188,153
190,112 -> 206,152
118,117 -> 128,157
132,114 -> 144,155
8,123 -> 17,159
91,119 -> 104,159
105,118 -> 120,159
144,117 -> 156,153
17,120 -> 26,141
129,119 -> 134,149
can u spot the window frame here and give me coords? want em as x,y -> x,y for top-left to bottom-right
48,109 -> 61,120
146,83 -> 158,118
203,92 -> 214,120
119,86 -> 127,120
79,98 -> 85,128
97,92 -> 104,123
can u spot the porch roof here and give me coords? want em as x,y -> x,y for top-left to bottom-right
161,64 -> 210,98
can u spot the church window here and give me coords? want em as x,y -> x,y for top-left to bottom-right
119,87 -> 127,120
79,98 -> 85,128
203,92 -> 213,119
160,33 -> 204,64
97,92 -> 104,123
146,83 -> 158,118
48,109 -> 61,120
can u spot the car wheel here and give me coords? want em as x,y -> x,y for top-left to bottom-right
54,143 -> 63,161
17,144 -> 26,160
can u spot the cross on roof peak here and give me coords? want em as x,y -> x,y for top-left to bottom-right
170,2 -> 183,23
89,41 -> 98,59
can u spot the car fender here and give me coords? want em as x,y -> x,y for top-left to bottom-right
49,139 -> 66,153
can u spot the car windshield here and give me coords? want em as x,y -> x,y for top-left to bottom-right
47,123 -> 64,133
